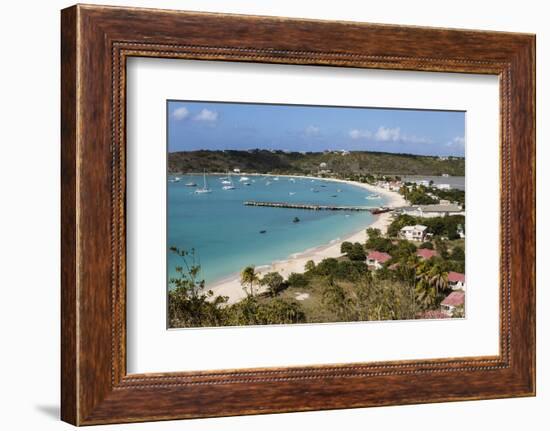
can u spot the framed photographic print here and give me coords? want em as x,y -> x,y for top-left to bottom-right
61,4 -> 536,425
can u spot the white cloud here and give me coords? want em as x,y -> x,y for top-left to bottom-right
349,129 -> 372,140
194,108 -> 219,122
171,106 -> 189,120
375,126 -> 401,142
349,126 -> 429,144
446,136 -> 465,148
305,125 -> 320,136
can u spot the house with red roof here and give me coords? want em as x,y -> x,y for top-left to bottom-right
440,291 -> 465,316
366,251 -> 392,270
448,271 -> 466,290
416,248 -> 438,260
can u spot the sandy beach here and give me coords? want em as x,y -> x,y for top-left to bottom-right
207,176 -> 408,304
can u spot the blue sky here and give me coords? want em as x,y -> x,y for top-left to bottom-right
168,101 -> 465,157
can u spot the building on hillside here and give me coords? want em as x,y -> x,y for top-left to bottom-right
440,291 -> 465,316
398,204 -> 465,218
448,271 -> 466,290
416,248 -> 438,260
366,251 -> 392,270
399,224 -> 428,242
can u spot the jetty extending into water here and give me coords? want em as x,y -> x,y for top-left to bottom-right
243,200 -> 393,214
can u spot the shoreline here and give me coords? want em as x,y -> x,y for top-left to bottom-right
205,175 -> 408,305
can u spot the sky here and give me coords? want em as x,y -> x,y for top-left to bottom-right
167,101 -> 465,157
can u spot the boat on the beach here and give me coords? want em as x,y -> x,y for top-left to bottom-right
194,171 -> 212,194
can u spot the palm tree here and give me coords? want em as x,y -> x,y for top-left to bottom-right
415,263 -> 448,310
240,266 -> 260,297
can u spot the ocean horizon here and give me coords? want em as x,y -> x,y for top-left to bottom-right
167,174 -> 387,286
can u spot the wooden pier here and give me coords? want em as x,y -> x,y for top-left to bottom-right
243,200 -> 392,214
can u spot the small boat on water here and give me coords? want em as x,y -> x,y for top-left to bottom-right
194,171 -> 212,194
259,230 -> 267,234
365,194 -> 381,200
273,177 -> 280,181
265,181 -> 272,186
221,171 -> 234,189
293,217 -> 300,223
336,189 -> 342,192
320,185 -> 327,188
289,192 -> 296,196
289,178 -> 296,183
330,195 -> 338,198
239,176 -> 250,182
310,188 -> 319,193
243,182 -> 251,186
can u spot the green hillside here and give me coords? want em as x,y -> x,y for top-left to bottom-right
168,150 -> 465,176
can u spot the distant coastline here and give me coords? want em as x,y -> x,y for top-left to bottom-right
205,174 -> 408,304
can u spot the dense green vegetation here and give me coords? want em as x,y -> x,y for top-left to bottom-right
168,216 -> 466,328
168,149 -> 465,176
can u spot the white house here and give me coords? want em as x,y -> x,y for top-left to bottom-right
366,251 -> 392,270
440,291 -> 465,316
399,225 -> 428,242
448,271 -> 466,290
233,168 -> 241,173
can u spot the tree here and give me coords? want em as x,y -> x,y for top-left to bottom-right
415,263 -> 449,311
450,246 -> 465,262
340,241 -> 353,255
261,272 -> 284,297
434,238 -> 449,260
420,241 -> 434,250
322,278 -> 352,321
287,272 -> 309,289
348,242 -> 366,261
304,260 -> 316,273
167,247 -> 228,328
366,227 -> 382,239
240,266 -> 260,297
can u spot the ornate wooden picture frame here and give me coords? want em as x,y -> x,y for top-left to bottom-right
61,4 -> 535,425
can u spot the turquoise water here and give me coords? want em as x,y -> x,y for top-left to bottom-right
167,175 -> 387,285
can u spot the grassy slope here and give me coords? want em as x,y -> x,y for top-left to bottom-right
168,150 -> 465,176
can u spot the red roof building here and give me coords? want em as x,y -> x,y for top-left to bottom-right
366,251 -> 392,269
416,248 -> 438,260
441,291 -> 465,316
448,271 -> 465,283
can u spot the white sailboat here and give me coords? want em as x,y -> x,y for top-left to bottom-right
195,171 -> 212,194
239,176 -> 250,182
222,171 -> 235,190
221,171 -> 232,185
